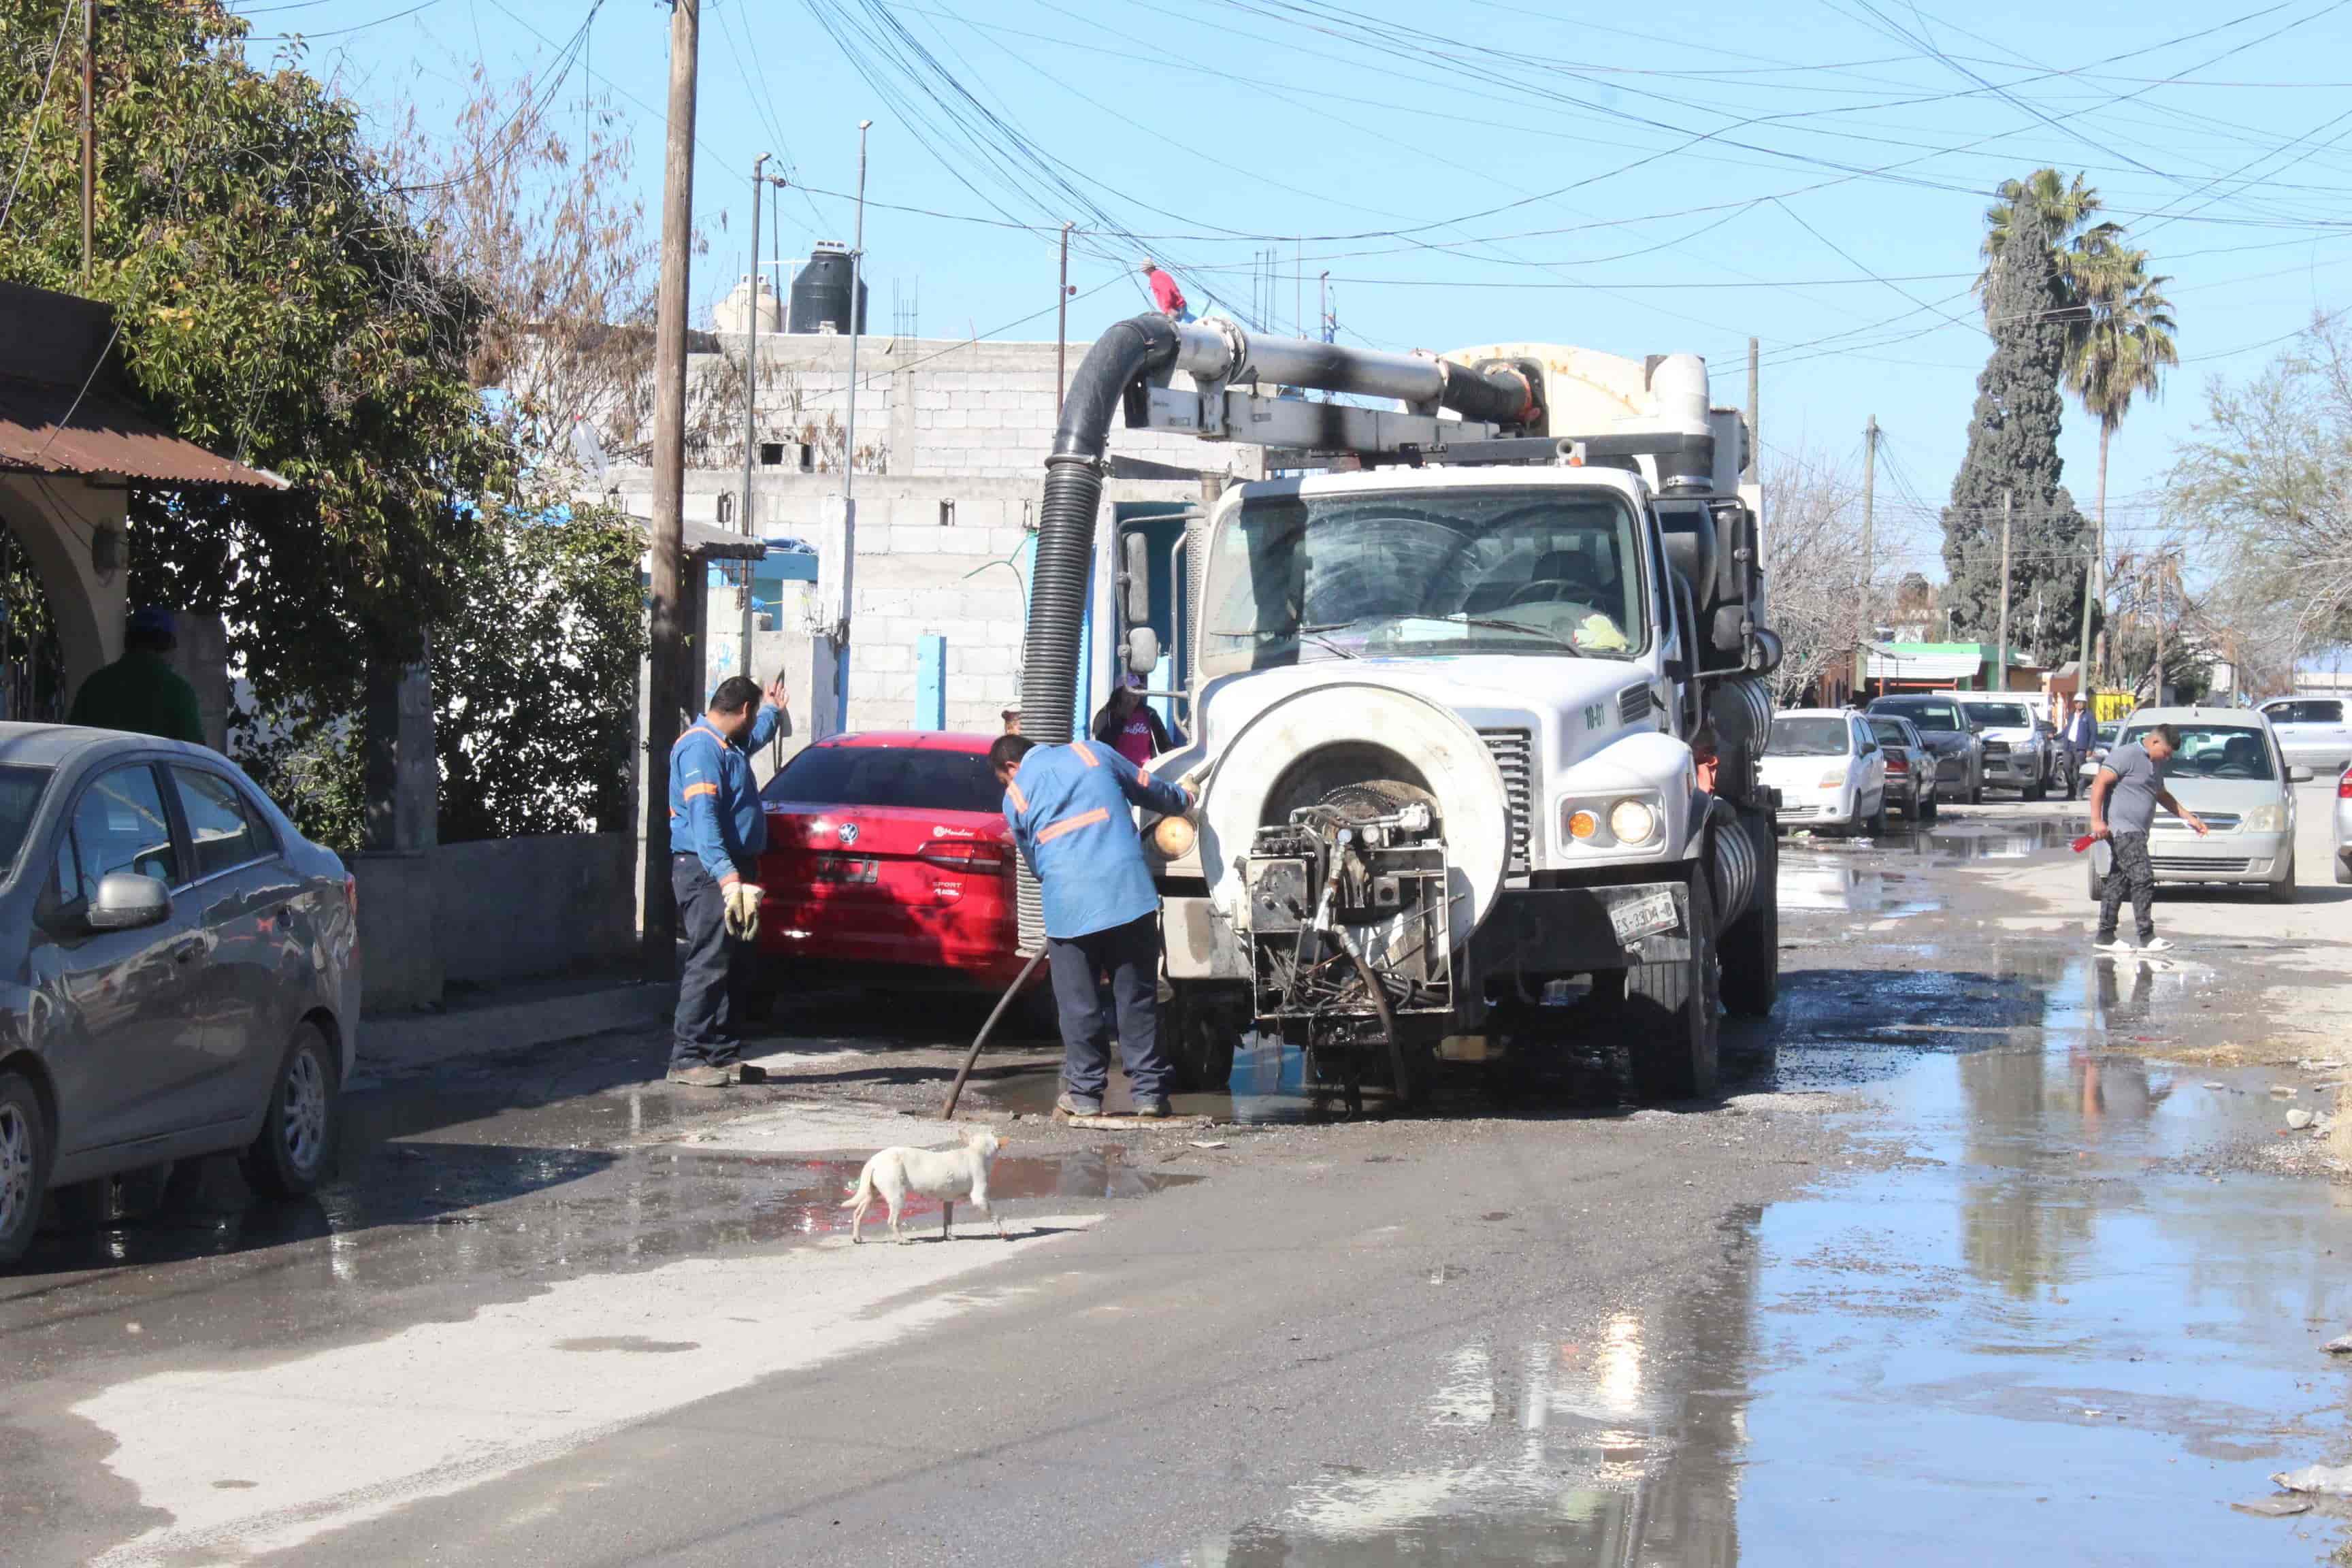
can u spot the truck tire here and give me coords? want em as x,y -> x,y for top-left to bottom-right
1162,981 -> 1241,1095
1720,818 -> 1778,1018
1626,872 -> 1720,1102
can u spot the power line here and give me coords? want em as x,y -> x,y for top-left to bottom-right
0,0 -> 80,232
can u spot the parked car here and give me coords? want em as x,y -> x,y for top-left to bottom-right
2087,708 -> 2311,902
1865,713 -> 1939,822
1867,693 -> 1985,804
2077,721 -> 2121,788
0,726 -> 359,1267
753,732 -> 1027,1000
2257,695 -> 2352,774
1762,709 -> 1889,834
2334,764 -> 2351,886
1951,693 -> 2059,799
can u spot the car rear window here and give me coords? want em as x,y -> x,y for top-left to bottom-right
0,765 -> 50,882
1965,702 -> 2034,728
763,745 -> 1002,814
1875,700 -> 1959,732
1867,719 -> 1911,747
1771,717 -> 1852,756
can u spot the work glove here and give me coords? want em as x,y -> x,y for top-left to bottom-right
722,881 -> 764,941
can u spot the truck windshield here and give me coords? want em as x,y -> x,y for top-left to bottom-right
1201,486 -> 1647,675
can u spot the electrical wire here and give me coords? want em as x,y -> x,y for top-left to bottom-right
0,0 -> 80,232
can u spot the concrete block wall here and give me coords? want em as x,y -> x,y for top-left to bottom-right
354,834 -> 636,1013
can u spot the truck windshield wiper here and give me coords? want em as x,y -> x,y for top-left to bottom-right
1211,624 -> 1359,659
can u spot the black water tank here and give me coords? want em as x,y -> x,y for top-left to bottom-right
789,244 -> 867,335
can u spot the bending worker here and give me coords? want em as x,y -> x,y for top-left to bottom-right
668,673 -> 789,1087
991,732 -> 1196,1119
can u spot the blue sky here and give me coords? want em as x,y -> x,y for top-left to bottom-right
233,0 -> 2352,583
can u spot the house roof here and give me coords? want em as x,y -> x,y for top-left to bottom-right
0,282 -> 286,489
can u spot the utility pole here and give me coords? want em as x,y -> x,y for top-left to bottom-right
2076,526 -> 2099,707
816,120 -> 872,742
1994,490 -> 2013,694
1054,221 -> 1073,416
2153,551 -> 2168,704
641,0 -> 700,975
1853,414 -> 1877,700
740,152 -> 774,683
79,0 -> 95,284
1319,270 -> 1331,343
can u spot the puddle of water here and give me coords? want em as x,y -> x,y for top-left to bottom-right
989,1034 -> 1356,1126
1197,960 -> 2352,1565
1,1145 -> 1192,1362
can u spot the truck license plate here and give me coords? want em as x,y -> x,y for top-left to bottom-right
1610,888 -> 1680,944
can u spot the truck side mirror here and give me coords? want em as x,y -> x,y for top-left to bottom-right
1125,625 -> 1160,675
1122,532 -> 1152,627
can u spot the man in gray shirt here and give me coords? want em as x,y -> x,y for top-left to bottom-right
2088,723 -> 2208,952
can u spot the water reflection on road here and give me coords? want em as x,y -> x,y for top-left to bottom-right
1196,956 -> 2352,1565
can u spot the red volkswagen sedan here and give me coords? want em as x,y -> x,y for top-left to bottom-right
753,732 -> 1026,995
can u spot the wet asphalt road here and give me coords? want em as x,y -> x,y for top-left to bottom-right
6,796 -> 2352,1565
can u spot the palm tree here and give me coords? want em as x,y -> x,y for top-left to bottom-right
1976,169 -> 2114,323
2063,237 -> 2178,683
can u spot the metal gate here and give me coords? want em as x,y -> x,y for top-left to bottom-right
0,519 -> 66,724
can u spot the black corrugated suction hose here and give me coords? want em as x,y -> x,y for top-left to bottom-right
1017,312 -> 1180,745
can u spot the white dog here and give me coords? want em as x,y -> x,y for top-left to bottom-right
841,1130 -> 1007,1244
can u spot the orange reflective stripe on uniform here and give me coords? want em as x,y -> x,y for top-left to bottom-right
1035,806 -> 1110,843
1006,781 -> 1029,813
1137,769 -> 1152,786
1072,742 -> 1099,767
682,781 -> 719,801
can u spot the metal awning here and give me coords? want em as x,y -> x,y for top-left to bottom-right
0,280 -> 287,490
0,373 -> 287,489
1866,647 -> 1983,683
623,512 -> 769,561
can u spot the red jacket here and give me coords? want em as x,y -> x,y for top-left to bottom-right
1146,267 -> 1186,314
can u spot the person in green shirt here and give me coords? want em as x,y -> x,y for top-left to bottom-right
67,606 -> 205,745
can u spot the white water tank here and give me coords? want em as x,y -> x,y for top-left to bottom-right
712,273 -> 781,336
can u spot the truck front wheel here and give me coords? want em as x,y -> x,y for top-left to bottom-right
1162,981 -> 1243,1095
1624,873 -> 1720,1102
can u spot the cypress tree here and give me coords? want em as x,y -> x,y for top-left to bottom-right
1941,182 -> 2093,670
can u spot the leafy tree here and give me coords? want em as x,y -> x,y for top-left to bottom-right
3,1 -> 503,704
1761,442 -> 1874,704
2166,311 -> 2352,676
434,507 -> 642,843
2063,234 -> 2177,681
1942,170 -> 2097,669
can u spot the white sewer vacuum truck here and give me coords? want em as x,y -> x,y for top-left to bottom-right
1014,316 -> 1783,1108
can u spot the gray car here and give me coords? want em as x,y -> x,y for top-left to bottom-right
0,726 -> 359,1267
1865,713 -> 1940,821
1867,694 -> 1986,804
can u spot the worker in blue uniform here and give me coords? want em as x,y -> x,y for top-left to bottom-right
668,673 -> 788,1086
991,732 -> 1196,1118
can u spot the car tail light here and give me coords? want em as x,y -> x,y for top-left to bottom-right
1885,753 -> 1909,773
2340,769 -> 2352,799
918,839 -> 1009,873
344,874 -> 357,920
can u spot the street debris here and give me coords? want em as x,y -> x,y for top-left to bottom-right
2232,1497 -> 2313,1518
2270,1463 -> 2352,1496
2287,1109 -> 2316,1130
1188,1140 -> 1228,1149
2321,1333 -> 2352,1355
2270,1085 -> 2298,1098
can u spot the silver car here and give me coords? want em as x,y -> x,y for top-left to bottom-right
2334,764 -> 2351,885
2259,695 -> 2352,774
0,726 -> 359,1267
2091,708 -> 2310,902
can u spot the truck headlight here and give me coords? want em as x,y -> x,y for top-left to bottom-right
1609,798 -> 1658,845
1152,814 -> 1197,856
2244,803 -> 2287,833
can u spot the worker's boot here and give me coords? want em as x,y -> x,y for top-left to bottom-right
1132,1096 -> 1173,1119
1054,1092 -> 1101,1120
666,1063 -> 730,1088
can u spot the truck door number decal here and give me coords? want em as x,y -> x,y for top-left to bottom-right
1582,702 -> 1605,730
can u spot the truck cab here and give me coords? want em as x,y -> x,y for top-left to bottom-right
1119,340 -> 1783,1107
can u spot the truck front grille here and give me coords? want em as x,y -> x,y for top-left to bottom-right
1481,728 -> 1534,872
